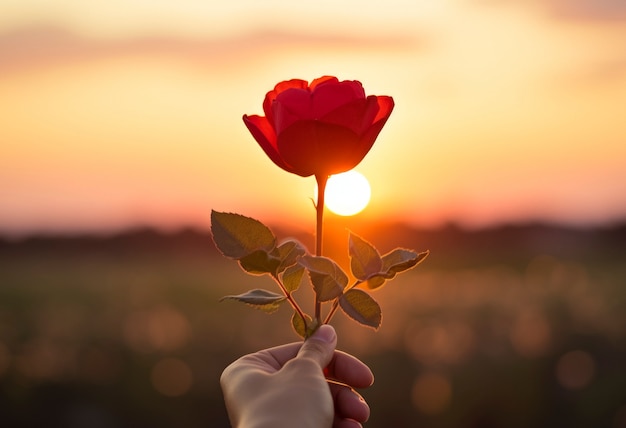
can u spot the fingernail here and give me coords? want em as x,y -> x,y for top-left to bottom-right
312,324 -> 336,343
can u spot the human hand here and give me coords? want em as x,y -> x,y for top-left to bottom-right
220,325 -> 374,428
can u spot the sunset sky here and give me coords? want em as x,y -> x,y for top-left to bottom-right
1,0 -> 625,236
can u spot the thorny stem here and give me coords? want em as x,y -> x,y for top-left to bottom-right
314,174 -> 328,324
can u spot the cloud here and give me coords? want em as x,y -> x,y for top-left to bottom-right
0,24 -> 418,74
476,0 -> 626,22
546,0 -> 626,21
547,0 -> 626,22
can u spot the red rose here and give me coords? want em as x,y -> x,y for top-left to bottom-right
243,76 -> 394,178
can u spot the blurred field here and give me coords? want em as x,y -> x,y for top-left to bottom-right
1,223 -> 625,428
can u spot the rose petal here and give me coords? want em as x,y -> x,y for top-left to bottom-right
275,78 -> 309,93
277,120 -> 362,177
263,79 -> 308,123
243,114 -> 297,174
373,95 -> 394,123
272,88 -> 313,134
354,106 -> 394,160
311,80 -> 365,119
309,76 -> 339,91
343,79 -> 367,99
338,97 -> 394,166
320,97 -> 380,136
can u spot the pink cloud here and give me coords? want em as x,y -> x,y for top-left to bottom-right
547,0 -> 626,22
476,0 -> 626,22
0,25 -> 418,74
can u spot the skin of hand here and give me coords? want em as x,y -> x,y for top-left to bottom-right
220,324 -> 374,428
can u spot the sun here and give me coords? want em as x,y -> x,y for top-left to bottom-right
323,170 -> 372,216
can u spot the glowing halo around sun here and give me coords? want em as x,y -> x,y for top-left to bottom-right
319,170 -> 372,216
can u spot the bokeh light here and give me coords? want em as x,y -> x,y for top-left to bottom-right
509,308 -> 552,358
0,226 -> 624,426
123,305 -> 191,353
555,350 -> 596,390
411,372 -> 453,415
151,357 -> 193,397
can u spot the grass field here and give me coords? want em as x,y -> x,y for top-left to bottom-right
0,225 -> 625,428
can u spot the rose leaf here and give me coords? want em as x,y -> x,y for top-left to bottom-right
349,232 -> 383,281
299,255 -> 347,302
220,289 -> 286,313
339,289 -> 382,329
211,210 -> 276,259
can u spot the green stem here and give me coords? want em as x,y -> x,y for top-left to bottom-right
273,274 -> 308,328
314,174 -> 328,323
323,300 -> 339,325
324,280 -> 363,324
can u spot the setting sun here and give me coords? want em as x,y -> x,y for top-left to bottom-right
323,171 -> 371,216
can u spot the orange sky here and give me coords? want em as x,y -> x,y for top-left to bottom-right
1,0 -> 626,236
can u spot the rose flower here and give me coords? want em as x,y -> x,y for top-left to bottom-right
243,76 -> 394,179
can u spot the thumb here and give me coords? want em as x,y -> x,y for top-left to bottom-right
296,324 -> 337,369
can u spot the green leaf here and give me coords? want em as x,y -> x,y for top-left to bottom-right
274,240 -> 307,274
381,248 -> 428,273
220,289 -> 286,313
237,240 -> 308,276
281,264 -> 306,293
339,289 -> 382,329
365,249 -> 429,290
211,210 -> 276,259
291,311 -> 314,338
382,249 -> 429,277
365,275 -> 386,290
238,250 -> 281,275
349,232 -> 383,281
299,255 -> 347,302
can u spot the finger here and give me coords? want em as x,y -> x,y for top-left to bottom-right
333,417 -> 363,428
325,350 -> 374,389
330,383 -> 370,423
295,324 -> 337,369
252,343 -> 302,370
224,342 -> 302,376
